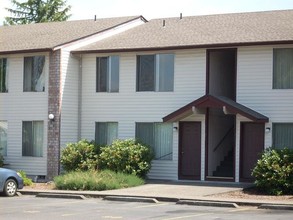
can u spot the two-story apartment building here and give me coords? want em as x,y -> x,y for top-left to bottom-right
1,10 -> 292,182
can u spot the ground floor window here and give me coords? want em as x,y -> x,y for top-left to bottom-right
22,121 -> 43,157
0,121 -> 7,156
273,123 -> 293,149
95,122 -> 118,145
136,122 -> 173,160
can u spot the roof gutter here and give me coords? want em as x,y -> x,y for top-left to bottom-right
0,48 -> 53,55
71,40 -> 293,54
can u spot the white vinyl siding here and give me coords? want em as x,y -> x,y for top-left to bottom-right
237,45 -> 293,150
80,50 -> 206,180
60,49 -> 80,148
0,54 -> 48,175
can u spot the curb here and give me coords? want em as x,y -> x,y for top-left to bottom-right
259,204 -> 293,211
36,193 -> 86,200
19,190 -> 293,211
103,196 -> 159,203
177,200 -> 239,208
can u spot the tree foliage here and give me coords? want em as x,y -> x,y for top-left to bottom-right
4,0 -> 71,25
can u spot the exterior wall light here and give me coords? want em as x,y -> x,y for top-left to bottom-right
48,114 -> 55,121
265,127 -> 271,133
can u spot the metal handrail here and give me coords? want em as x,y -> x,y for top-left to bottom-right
213,126 -> 234,152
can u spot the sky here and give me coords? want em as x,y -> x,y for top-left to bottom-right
1,0 -> 293,24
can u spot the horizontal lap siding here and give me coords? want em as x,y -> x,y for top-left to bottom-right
237,45 -> 293,149
0,54 -> 49,175
60,50 -> 79,148
81,50 -> 206,180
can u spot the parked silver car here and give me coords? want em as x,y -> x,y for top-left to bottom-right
0,168 -> 24,196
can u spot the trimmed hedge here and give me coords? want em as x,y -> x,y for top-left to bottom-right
60,140 -> 99,172
98,139 -> 154,178
252,148 -> 293,195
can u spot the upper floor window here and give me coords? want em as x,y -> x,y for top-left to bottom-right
136,54 -> 174,92
23,56 -> 45,92
22,121 -> 43,157
273,49 -> 293,89
95,122 -> 118,145
96,56 -> 119,92
135,122 -> 173,160
0,121 -> 7,156
0,58 -> 8,93
273,123 -> 293,150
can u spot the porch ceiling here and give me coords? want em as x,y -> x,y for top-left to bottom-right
163,94 -> 269,123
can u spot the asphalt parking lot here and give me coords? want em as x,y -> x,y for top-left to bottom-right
0,195 -> 292,220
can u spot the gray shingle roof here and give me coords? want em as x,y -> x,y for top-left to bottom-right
0,16 -> 142,54
74,10 -> 293,53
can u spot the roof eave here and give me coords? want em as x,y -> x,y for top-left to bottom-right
72,40 -> 293,54
163,94 -> 269,123
53,16 -> 147,50
0,48 -> 53,55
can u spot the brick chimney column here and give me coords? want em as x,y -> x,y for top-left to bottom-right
47,50 -> 61,180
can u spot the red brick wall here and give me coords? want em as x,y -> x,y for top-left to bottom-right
47,50 -> 61,180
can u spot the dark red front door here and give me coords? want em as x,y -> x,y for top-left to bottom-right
179,122 -> 201,180
240,123 -> 265,181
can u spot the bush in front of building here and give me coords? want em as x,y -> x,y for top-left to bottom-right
54,170 -> 144,191
252,147 -> 293,195
60,140 -> 100,172
17,170 -> 33,186
98,139 -> 154,178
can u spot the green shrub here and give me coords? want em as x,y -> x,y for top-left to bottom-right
98,139 -> 154,178
54,170 -> 144,191
60,140 -> 99,172
252,147 -> 293,195
17,170 -> 33,186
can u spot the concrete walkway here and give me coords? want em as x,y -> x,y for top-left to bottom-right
19,180 -> 293,209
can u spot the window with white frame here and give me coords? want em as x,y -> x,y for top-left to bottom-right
23,56 -> 45,92
273,48 -> 293,89
22,121 -> 43,157
136,122 -> 173,160
95,122 -> 118,145
96,56 -> 119,92
0,58 -> 8,93
136,54 -> 174,92
273,123 -> 293,149
0,121 -> 7,156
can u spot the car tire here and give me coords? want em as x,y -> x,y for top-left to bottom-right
4,179 -> 17,197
